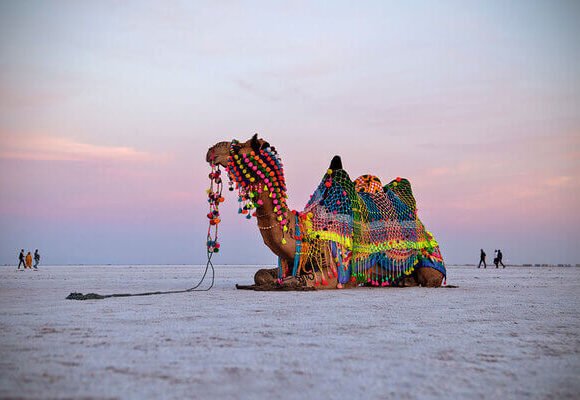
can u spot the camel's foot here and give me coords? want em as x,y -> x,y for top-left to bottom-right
237,276 -> 315,291
240,268 -> 318,291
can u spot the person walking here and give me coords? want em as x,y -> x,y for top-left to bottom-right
478,249 -> 487,268
17,249 -> 25,270
33,249 -> 40,270
493,250 -> 499,268
497,249 -> 506,268
25,251 -> 33,269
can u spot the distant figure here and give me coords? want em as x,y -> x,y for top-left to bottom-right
25,251 -> 33,269
497,249 -> 506,268
17,249 -> 25,270
493,250 -> 499,268
478,249 -> 487,268
33,249 -> 40,270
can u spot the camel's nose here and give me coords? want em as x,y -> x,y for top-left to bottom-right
206,141 -> 230,165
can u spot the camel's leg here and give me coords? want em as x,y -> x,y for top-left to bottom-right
415,268 -> 444,287
254,267 -> 278,286
399,275 -> 419,287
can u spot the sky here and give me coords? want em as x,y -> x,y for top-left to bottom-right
0,1 -> 579,266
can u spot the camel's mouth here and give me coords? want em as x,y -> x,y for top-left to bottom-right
205,149 -> 214,164
206,141 -> 231,166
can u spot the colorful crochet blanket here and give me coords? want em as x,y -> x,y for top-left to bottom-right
297,165 -> 445,286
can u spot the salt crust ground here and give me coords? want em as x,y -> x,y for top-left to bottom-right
0,265 -> 578,400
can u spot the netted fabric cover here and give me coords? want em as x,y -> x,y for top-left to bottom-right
299,168 -> 445,285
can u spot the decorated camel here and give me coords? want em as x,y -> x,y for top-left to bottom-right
206,134 -> 445,290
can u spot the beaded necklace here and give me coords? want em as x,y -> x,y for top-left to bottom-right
225,140 -> 290,244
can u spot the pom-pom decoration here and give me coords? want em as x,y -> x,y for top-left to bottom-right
206,163 -> 223,254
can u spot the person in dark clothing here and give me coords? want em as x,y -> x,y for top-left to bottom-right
33,249 -> 40,270
497,249 -> 506,268
18,249 -> 25,270
478,249 -> 487,268
493,250 -> 499,268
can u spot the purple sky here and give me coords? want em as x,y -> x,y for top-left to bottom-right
1,1 -> 579,265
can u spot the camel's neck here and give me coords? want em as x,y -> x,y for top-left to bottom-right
255,190 -> 296,262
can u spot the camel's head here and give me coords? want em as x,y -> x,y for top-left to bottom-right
206,134 -> 272,168
206,133 -> 286,198
205,134 -> 289,233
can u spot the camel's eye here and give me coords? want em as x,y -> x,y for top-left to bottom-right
230,143 -> 241,154
261,141 -> 270,150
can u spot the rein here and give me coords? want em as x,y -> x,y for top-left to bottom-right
65,164 -> 221,300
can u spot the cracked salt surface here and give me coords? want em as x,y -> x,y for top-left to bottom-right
0,265 -> 578,399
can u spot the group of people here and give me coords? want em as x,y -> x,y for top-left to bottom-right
17,249 -> 40,270
478,249 -> 505,268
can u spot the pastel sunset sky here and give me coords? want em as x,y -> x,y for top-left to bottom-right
1,1 -> 579,265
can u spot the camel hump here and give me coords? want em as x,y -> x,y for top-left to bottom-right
328,155 -> 343,171
354,175 -> 383,193
385,177 -> 416,211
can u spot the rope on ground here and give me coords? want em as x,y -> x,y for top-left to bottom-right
65,253 -> 215,300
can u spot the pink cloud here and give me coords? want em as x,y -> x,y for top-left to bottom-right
544,176 -> 574,188
0,134 -> 165,162
427,167 -> 452,176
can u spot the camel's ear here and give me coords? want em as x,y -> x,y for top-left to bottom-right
250,133 -> 260,153
329,155 -> 343,170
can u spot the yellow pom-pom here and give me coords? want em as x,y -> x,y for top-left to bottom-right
281,238 -> 287,245
283,225 -> 288,232
277,216 -> 283,221
327,169 -> 333,175
250,177 -> 255,182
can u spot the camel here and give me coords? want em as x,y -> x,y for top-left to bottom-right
206,134 -> 445,290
